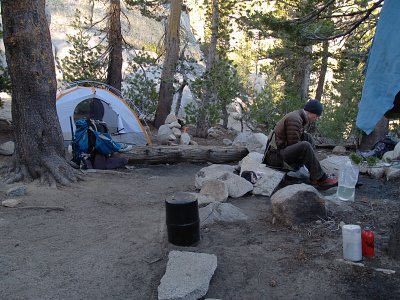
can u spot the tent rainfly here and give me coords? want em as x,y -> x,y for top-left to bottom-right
56,84 -> 152,146
356,0 -> 400,134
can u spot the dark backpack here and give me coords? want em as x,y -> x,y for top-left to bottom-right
71,118 -> 121,166
371,137 -> 397,158
241,171 -> 258,184
71,118 -> 90,165
357,136 -> 397,159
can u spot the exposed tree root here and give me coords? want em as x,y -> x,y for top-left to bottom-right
0,155 -> 83,186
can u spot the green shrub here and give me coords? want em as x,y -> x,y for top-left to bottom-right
349,153 -> 379,166
123,52 -> 159,119
185,59 -> 241,127
58,9 -> 107,83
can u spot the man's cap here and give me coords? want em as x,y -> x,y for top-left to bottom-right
304,99 -> 323,116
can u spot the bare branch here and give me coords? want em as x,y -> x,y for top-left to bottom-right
307,0 -> 383,41
291,0 -> 336,24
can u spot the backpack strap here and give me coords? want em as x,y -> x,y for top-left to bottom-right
263,130 -> 294,171
87,119 -> 97,155
89,118 -> 109,133
88,119 -> 98,132
262,130 -> 277,162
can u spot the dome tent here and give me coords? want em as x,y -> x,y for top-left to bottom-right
56,81 -> 151,146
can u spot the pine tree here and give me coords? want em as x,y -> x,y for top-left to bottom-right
59,9 -> 107,83
238,0 -> 382,140
1,0 -> 81,185
154,0 -> 183,128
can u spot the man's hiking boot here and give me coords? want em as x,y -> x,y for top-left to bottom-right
311,173 -> 338,189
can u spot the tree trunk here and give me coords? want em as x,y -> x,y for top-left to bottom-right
107,0 -> 123,92
174,80 -> 187,116
315,40 -> 329,101
174,44 -> 189,116
293,45 -> 312,102
1,0 -> 80,185
121,145 -> 248,164
88,0 -> 95,25
154,0 -> 182,128
358,116 -> 388,151
206,0 -> 219,69
388,214 -> 400,259
196,0 -> 219,137
222,106 -> 229,129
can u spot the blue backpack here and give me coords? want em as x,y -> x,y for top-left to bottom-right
72,118 -> 121,165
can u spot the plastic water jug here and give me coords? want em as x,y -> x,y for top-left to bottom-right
342,224 -> 362,261
337,160 -> 359,201
180,127 -> 190,145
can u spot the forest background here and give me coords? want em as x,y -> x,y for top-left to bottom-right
3,3 -> 400,299
1,0 -> 391,139
0,0 -> 393,185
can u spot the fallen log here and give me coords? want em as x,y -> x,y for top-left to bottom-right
316,143 -> 356,150
122,145 -> 249,164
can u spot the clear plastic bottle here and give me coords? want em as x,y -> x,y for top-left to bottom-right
337,185 -> 355,201
337,160 -> 359,201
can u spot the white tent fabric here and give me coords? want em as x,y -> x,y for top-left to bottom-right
56,86 -> 151,145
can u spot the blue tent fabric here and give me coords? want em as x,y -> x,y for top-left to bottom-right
356,0 -> 400,134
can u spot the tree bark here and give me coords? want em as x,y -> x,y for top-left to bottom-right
206,0 -> 219,69
222,106 -> 229,129
358,116 -> 388,151
174,44 -> 189,116
315,40 -> 329,101
88,0 -> 95,25
154,0 -> 182,128
296,45 -> 312,101
174,80 -> 187,116
1,0 -> 80,185
196,0 -> 219,137
107,0 -> 123,92
121,145 -> 248,164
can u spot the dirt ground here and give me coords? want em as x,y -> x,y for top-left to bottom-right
1,126 -> 400,300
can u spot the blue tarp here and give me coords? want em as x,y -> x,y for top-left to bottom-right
356,0 -> 400,134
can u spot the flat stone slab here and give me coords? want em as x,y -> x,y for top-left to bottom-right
200,202 -> 248,226
252,165 -> 285,197
158,251 -> 217,300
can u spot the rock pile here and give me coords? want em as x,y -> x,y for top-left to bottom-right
157,113 -> 197,146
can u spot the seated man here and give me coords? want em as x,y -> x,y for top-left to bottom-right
263,99 -> 338,188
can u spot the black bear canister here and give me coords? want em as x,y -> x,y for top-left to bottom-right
165,192 -> 200,246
